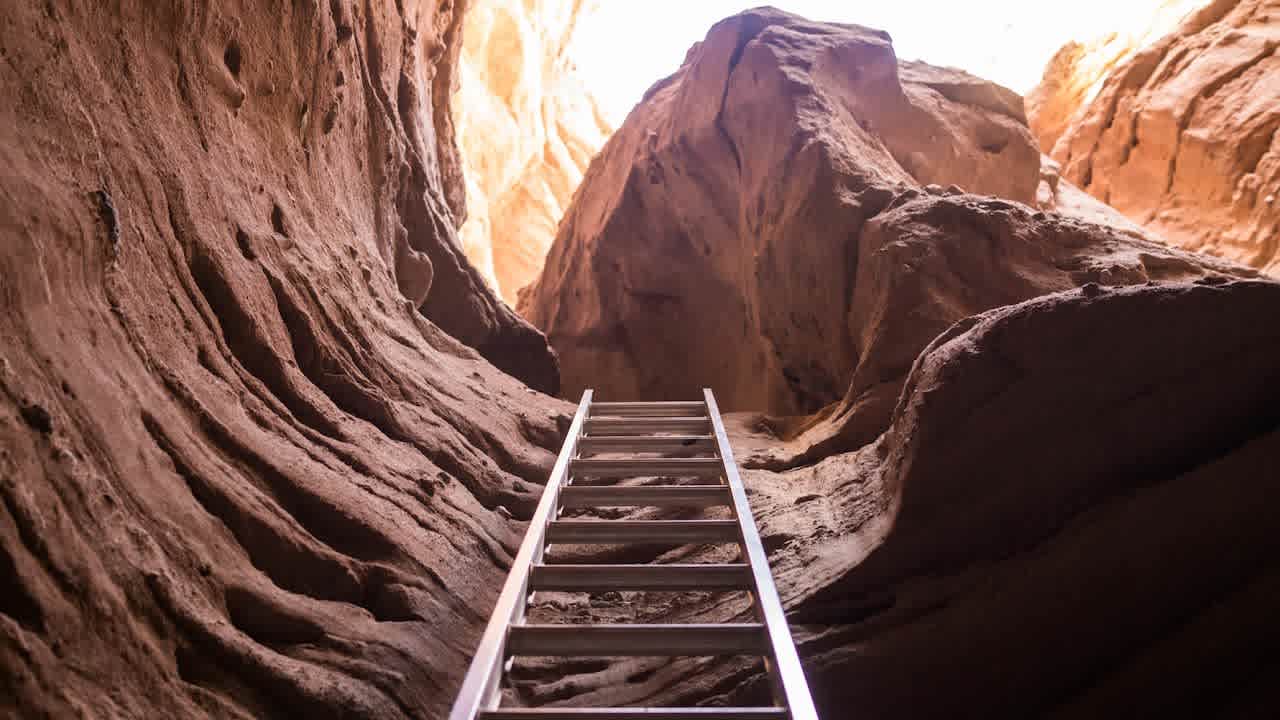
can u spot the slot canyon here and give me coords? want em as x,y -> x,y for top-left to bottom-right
2,1 -> 1278,719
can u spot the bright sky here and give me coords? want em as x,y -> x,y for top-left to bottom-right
575,0 -> 1202,126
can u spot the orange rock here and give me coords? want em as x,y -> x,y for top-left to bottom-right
453,0 -> 612,303
1042,0 -> 1280,275
1026,0 -> 1212,151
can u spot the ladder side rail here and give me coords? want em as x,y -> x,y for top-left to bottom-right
703,389 -> 819,720
449,390 -> 594,720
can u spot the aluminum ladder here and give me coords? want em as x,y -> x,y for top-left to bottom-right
449,389 -> 818,720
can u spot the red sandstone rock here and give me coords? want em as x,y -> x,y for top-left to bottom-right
1043,0 -> 1280,275
517,280 -> 1280,717
514,10 -> 1280,716
0,1 -> 564,717
521,7 -> 1251,425
5,3 -> 1280,719
771,280 -> 1280,717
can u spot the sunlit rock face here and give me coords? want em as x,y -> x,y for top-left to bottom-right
520,7 -> 1250,418
1026,0 -> 1211,151
1037,0 -> 1280,275
453,0 -> 612,303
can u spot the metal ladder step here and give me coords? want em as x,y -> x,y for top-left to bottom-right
571,458 -> 723,478
530,563 -> 752,591
546,520 -> 740,544
577,435 -> 716,454
480,708 -> 788,719
559,485 -> 730,508
584,417 -> 711,436
507,623 -> 766,656
589,401 -> 708,417
449,390 -> 817,720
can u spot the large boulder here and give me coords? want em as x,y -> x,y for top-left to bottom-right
520,7 -> 1249,421
0,1 -> 565,717
1043,0 -> 1280,275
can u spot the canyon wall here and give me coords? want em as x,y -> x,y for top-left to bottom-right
453,0 -> 612,303
1,1 -> 565,717
5,3 -> 1280,719
1026,0 -> 1211,151
521,7 -> 1253,418
1035,0 -> 1280,274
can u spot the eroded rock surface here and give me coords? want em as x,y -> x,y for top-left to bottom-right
521,8 -> 1250,421
1043,0 -> 1280,275
454,0 -> 612,303
1026,0 -> 1211,151
760,280 -> 1280,717
519,13 -> 1280,712
5,3 -> 1279,720
1,1 -> 565,717
513,280 -> 1280,718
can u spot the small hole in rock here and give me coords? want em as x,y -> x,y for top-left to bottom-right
270,204 -> 288,237
235,227 -> 256,260
980,138 -> 1008,154
223,40 -> 242,78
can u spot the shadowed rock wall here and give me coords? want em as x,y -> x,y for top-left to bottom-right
1,1 -> 565,717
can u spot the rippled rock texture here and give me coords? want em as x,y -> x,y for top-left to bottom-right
1,1 -> 564,717
5,4 -> 1279,720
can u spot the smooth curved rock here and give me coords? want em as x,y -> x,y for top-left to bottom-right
781,280 -> 1280,717
1045,0 -> 1280,275
454,0 -> 612,303
755,190 -> 1249,467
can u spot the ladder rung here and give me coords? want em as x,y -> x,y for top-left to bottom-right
585,418 -> 711,435
571,458 -> 723,478
530,563 -> 752,591
507,623 -> 766,656
546,520 -> 740,544
577,435 -> 716,454
590,401 -> 707,417
481,708 -> 788,719
559,485 -> 730,508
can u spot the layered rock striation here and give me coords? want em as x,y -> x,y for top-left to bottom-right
1,1 -> 564,717
1037,0 -> 1280,274
5,3 -> 1280,720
